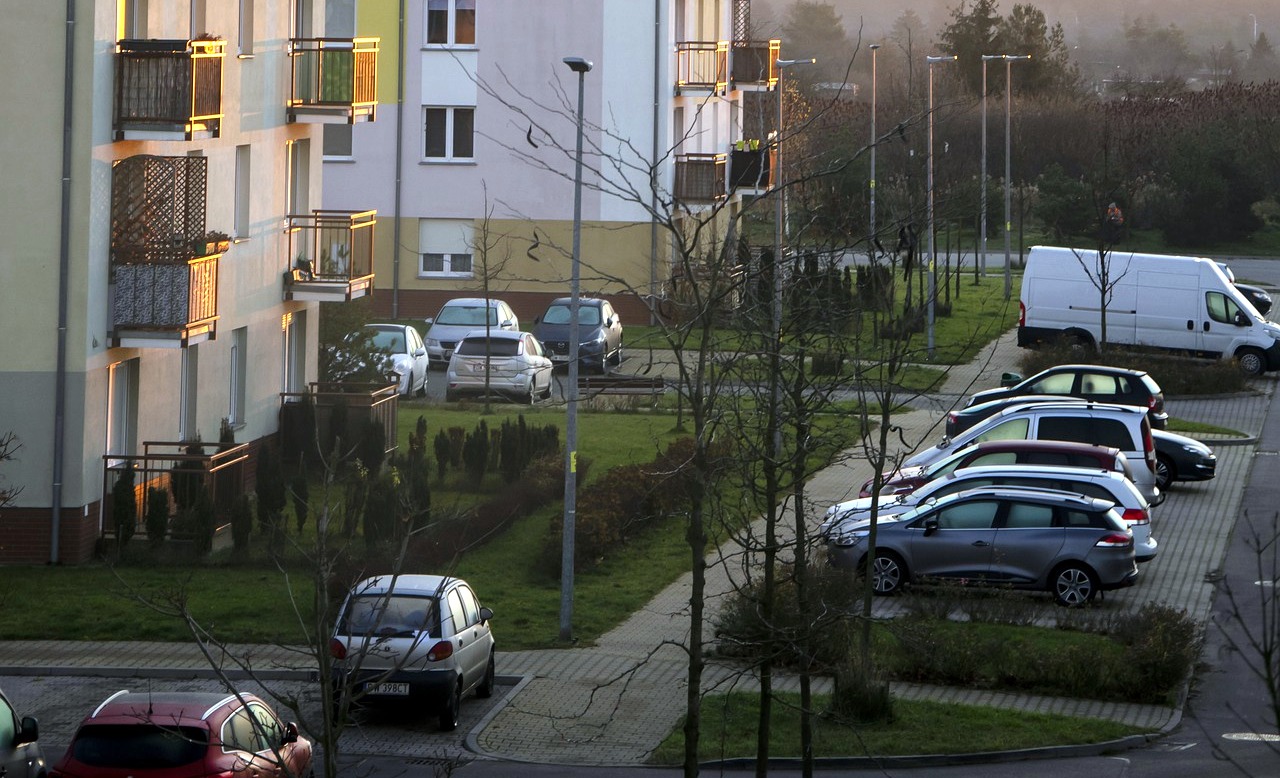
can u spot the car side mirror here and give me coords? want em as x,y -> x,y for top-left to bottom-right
282,721 -> 299,744
424,317 -> 434,326
18,716 -> 39,745
922,518 -> 939,536
534,315 -> 541,325
414,347 -> 426,357
1234,312 -> 1250,326
1000,372 -> 1022,388
479,606 -> 494,623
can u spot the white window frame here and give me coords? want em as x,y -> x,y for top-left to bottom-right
234,145 -> 251,239
106,359 -> 139,461
180,345 -> 199,442
424,0 -> 476,47
422,107 -> 475,162
228,327 -> 247,427
238,0 -> 255,55
419,252 -> 474,278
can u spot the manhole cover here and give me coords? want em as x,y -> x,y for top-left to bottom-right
1222,732 -> 1280,742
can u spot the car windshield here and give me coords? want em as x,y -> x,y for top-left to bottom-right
456,338 -> 520,357
339,594 -> 438,637
541,304 -> 601,326
367,328 -> 405,353
71,724 -> 209,768
436,305 -> 498,326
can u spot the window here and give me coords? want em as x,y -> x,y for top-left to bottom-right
179,345 -> 199,441
228,327 -> 247,426
287,139 -> 310,215
1028,373 -> 1074,394
458,585 -> 481,627
1206,291 -> 1245,325
324,125 -> 353,158
446,589 -> 466,632
424,107 -> 474,161
936,501 -> 999,530
1039,417 -> 1133,450
419,219 -> 475,277
107,359 -> 138,458
117,0 -> 148,39
974,418 -> 1028,443
426,0 -> 475,45
1003,502 -> 1054,529
421,252 -> 473,275
0,695 -> 16,752
234,145 -> 250,238
282,310 -> 307,393
238,0 -> 254,54
190,0 -> 207,38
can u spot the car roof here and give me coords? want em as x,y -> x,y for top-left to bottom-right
350,574 -> 457,597
458,329 -> 524,341
1029,364 -> 1151,378
87,691 -> 249,723
438,297 -> 507,309
992,399 -> 1146,419
547,297 -> 605,307
924,484 -> 1114,511
966,439 -> 1121,456
962,394 -> 1083,414
946,463 -> 1122,482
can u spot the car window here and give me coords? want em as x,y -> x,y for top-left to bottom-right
1038,416 -> 1135,450
542,304 -> 602,326
0,695 -> 15,748
457,584 -> 481,627
223,708 -> 260,753
1003,501 -> 1055,528
339,594 -> 438,636
974,418 -> 1029,443
1028,374 -> 1074,394
965,452 -> 1018,468
1080,373 -> 1117,396
1063,509 -> 1104,528
456,338 -> 520,357
931,478 -> 996,499
409,328 -> 423,351
524,335 -> 543,357
368,328 -> 406,354
72,724 -> 209,767
446,589 -> 466,633
935,500 -> 999,529
248,703 -> 282,751
437,305 -> 497,326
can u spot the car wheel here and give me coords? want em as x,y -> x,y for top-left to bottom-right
1052,563 -> 1098,607
476,651 -> 496,699
1155,453 -> 1175,491
416,372 -> 428,397
1237,347 -> 1266,376
866,551 -> 906,595
612,344 -> 623,366
438,679 -> 462,732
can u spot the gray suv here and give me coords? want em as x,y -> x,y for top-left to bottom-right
825,486 -> 1139,606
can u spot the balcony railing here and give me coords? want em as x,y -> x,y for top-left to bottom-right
731,39 -> 780,89
283,210 -> 377,302
279,383 -> 399,465
674,153 -> 727,203
112,253 -> 220,348
729,144 -> 774,192
676,41 -> 727,94
114,38 -> 224,140
288,37 -> 379,123
101,440 -> 250,545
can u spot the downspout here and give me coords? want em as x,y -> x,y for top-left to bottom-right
391,0 -> 406,318
52,0 -> 76,563
650,0 -> 661,324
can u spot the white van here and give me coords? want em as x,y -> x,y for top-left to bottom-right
1018,246 -> 1280,375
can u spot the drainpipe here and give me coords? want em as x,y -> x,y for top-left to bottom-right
390,0 -> 406,318
51,0 -> 76,563
650,0 -> 661,324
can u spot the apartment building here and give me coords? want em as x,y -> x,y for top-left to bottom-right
0,1 -> 379,564
322,0 -> 780,326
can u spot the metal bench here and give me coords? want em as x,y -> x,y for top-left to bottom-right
576,374 -> 665,398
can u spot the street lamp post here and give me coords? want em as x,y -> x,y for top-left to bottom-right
1001,55 -> 1031,300
980,55 -> 1001,277
559,55 -> 591,643
869,44 -> 880,257
926,54 -> 957,359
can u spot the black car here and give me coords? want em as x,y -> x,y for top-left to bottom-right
966,364 -> 1167,430
1235,283 -> 1272,317
532,297 -> 623,373
1153,428 -> 1217,490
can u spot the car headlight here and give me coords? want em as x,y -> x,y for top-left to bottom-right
426,338 -> 440,349
830,529 -> 869,548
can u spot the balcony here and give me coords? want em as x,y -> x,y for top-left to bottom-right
674,153 -> 727,203
731,40 -> 779,90
283,210 -> 377,302
288,37 -> 379,124
729,143 -> 774,193
676,41 -> 727,95
114,38 -> 224,141
110,155 -> 220,347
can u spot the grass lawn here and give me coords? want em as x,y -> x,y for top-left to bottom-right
649,692 -> 1145,763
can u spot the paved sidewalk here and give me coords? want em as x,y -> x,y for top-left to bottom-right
0,331 -> 1270,767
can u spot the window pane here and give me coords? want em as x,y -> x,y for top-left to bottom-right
424,109 -> 447,157
427,0 -> 448,43
452,253 -> 473,273
456,0 -> 476,44
453,108 -> 475,158
323,124 -> 353,156
423,253 -> 445,272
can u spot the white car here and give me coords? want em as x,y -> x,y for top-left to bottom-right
424,298 -> 519,366
366,323 -> 429,397
822,464 -> 1158,562
445,330 -> 553,404
330,574 -> 496,731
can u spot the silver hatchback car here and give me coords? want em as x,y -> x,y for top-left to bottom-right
330,575 -> 496,731
825,486 -> 1138,606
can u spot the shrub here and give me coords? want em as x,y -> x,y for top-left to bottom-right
830,648 -> 895,725
1112,604 -> 1201,703
462,421 -> 490,488
291,465 -> 309,534
111,466 -> 137,550
363,469 -> 399,551
255,444 -> 286,536
144,486 -> 169,550
433,429 -> 451,480
231,493 -> 253,551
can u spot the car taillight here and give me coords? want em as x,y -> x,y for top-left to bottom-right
1120,507 -> 1150,526
426,640 -> 454,661
1096,533 -> 1133,548
1018,301 -> 1026,327
1143,426 -> 1155,471
947,411 -> 959,427
329,638 -> 347,660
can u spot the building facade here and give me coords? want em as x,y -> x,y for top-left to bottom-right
0,0 -> 379,564
323,0 -> 779,326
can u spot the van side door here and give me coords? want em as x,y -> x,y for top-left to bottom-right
1200,290 -> 1249,359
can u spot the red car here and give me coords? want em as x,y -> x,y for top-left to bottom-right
858,439 -> 1134,499
51,690 -> 312,778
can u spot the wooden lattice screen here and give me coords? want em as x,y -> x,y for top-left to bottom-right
110,155 -> 208,265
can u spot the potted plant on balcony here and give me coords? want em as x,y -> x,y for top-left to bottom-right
199,230 -> 231,256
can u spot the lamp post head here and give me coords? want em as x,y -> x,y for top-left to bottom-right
1006,54 -> 1032,62
926,55 -> 959,64
776,57 -> 816,67
869,43 -> 881,51
981,54 -> 1002,61
563,56 -> 593,74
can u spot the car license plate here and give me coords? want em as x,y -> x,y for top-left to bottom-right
367,682 -> 409,696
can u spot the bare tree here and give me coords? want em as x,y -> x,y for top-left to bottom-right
0,432 -> 22,510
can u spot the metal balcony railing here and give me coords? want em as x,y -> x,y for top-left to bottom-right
114,38 -> 224,139
729,145 -> 775,191
289,37 -> 379,123
674,153 -> 727,202
283,210 -> 377,302
676,41 -> 728,94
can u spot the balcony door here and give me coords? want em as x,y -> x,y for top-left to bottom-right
283,310 -> 308,394
179,345 -> 199,442
106,359 -> 139,462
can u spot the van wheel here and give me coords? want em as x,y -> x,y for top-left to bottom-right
1237,347 -> 1266,376
1052,563 -> 1098,607
438,679 -> 462,731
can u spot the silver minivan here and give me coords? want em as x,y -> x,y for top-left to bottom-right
330,574 -> 496,731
